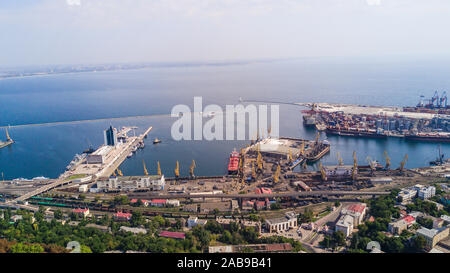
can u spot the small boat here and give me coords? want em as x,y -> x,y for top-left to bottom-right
127,152 -> 133,158
153,138 -> 161,144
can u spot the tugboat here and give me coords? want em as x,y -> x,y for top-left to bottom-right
153,138 -> 161,144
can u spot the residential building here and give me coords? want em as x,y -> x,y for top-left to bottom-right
416,226 -> 450,248
418,186 -> 436,200
341,203 -> 367,226
113,212 -> 132,221
130,199 -> 149,207
183,204 -> 198,212
187,216 -> 198,228
441,215 -> 450,226
10,215 -> 23,223
166,200 -> 180,207
120,226 -> 147,234
335,215 -> 354,237
150,199 -> 167,207
85,224 -> 111,233
265,211 -> 298,233
209,243 -> 292,253
242,200 -> 255,211
388,216 -> 415,235
216,217 -> 261,233
398,188 -> 417,204
72,208 -> 90,218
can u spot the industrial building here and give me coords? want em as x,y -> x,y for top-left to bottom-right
96,175 -> 165,192
265,211 -> 298,233
324,165 -> 355,180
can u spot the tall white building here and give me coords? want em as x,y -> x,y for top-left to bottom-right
418,186 -> 436,200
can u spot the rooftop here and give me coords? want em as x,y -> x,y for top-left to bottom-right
159,231 -> 186,239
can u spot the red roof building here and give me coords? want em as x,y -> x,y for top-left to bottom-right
401,215 -> 416,225
72,208 -> 90,217
113,211 -> 132,221
150,199 -> 167,207
159,231 -> 186,239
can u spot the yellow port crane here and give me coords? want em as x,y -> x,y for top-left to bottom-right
273,164 -> 281,183
366,156 -> 375,176
112,170 -> 117,176
117,169 -> 123,176
157,161 -> 161,177
174,160 -> 180,178
143,160 -> 149,176
318,162 -> 327,181
256,144 -> 263,170
251,162 -> 256,179
384,151 -> 391,170
300,141 -> 305,156
399,154 -> 408,172
287,150 -> 293,162
189,159 -> 196,178
337,152 -> 344,166
315,131 -> 320,144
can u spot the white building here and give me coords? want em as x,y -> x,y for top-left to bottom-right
119,226 -> 147,235
97,175 -> 165,192
398,188 -> 417,204
418,186 -> 436,200
166,199 -> 180,207
265,211 -> 298,233
335,215 -> 354,237
340,203 -> 367,226
324,165 -> 355,180
187,216 -> 198,228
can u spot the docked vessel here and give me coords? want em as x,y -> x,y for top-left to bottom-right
153,138 -> 161,144
227,150 -> 240,175
302,114 -> 316,127
405,132 -> 450,143
326,127 -> 387,139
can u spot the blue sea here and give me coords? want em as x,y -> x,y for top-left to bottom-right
0,56 -> 449,180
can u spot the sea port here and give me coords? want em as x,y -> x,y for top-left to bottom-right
299,92 -> 450,142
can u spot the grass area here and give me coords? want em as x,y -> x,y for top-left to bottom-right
64,174 -> 88,181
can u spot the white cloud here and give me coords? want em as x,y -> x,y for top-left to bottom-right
366,0 -> 381,6
66,0 -> 81,6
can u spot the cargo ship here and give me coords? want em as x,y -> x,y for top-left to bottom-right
228,150 -> 240,175
405,132 -> 450,143
325,127 -> 387,139
302,114 -> 317,127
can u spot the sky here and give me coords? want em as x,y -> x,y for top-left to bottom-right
1,0 -> 450,66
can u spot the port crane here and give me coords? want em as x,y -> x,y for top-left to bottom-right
116,169 -> 123,176
273,164 -> 281,183
399,154 -> 408,173
174,160 -> 180,179
384,151 -> 391,170
143,160 -> 149,176
318,162 -> 327,181
366,156 -> 376,176
189,160 -> 196,178
157,161 -> 162,176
